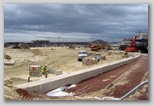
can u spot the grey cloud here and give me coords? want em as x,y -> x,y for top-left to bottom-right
4,4 -> 148,42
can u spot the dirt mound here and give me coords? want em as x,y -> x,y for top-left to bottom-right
30,49 -> 41,56
4,77 -> 31,100
13,43 -> 29,49
19,43 -> 29,49
4,77 -> 28,86
69,45 -> 75,49
4,53 -> 11,59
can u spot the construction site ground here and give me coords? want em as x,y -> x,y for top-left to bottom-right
4,47 -> 148,100
65,54 -> 148,100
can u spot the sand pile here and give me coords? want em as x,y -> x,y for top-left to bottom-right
4,47 -> 126,100
13,43 -> 29,49
4,53 -> 11,60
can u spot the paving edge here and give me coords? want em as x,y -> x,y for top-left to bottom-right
15,53 -> 141,94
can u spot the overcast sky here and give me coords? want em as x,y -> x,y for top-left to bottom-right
4,4 -> 148,43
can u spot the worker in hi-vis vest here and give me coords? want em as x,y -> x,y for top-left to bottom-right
42,64 -> 47,74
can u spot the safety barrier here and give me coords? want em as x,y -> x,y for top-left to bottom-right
119,81 -> 148,100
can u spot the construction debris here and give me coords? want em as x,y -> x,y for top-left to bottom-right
4,53 -> 12,60
101,56 -> 106,60
29,65 -> 42,77
122,52 -> 129,58
82,57 -> 98,65
4,59 -> 15,65
19,43 -> 30,49
13,43 -> 29,49
108,52 -> 112,55
28,65 -> 42,82
81,53 -> 104,65
13,45 -> 21,49
69,45 -> 75,49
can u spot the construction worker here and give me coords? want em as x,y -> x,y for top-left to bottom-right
42,64 -> 48,75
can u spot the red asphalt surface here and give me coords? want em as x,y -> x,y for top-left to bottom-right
66,55 -> 148,99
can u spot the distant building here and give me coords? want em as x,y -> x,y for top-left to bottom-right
4,42 -> 29,48
135,32 -> 148,41
119,32 -> 148,51
32,40 -> 50,44
120,38 -> 131,46
119,38 -> 131,50
32,40 -> 50,47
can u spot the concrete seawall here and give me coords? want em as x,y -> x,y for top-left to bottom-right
16,53 -> 141,94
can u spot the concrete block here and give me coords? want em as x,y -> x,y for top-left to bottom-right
56,70 -> 62,75
101,56 -> 106,60
48,68 -> 56,74
4,59 -> 15,65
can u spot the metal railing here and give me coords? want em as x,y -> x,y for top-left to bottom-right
119,81 -> 148,100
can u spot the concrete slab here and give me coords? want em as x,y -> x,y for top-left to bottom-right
56,70 -> 62,75
48,68 -> 56,74
4,59 -> 15,65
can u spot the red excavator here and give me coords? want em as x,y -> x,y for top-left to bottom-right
125,35 -> 137,52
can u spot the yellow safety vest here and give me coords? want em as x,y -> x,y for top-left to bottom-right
42,66 -> 47,74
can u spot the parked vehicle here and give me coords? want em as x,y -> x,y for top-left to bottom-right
78,50 -> 88,61
136,42 -> 148,53
90,43 -> 104,51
